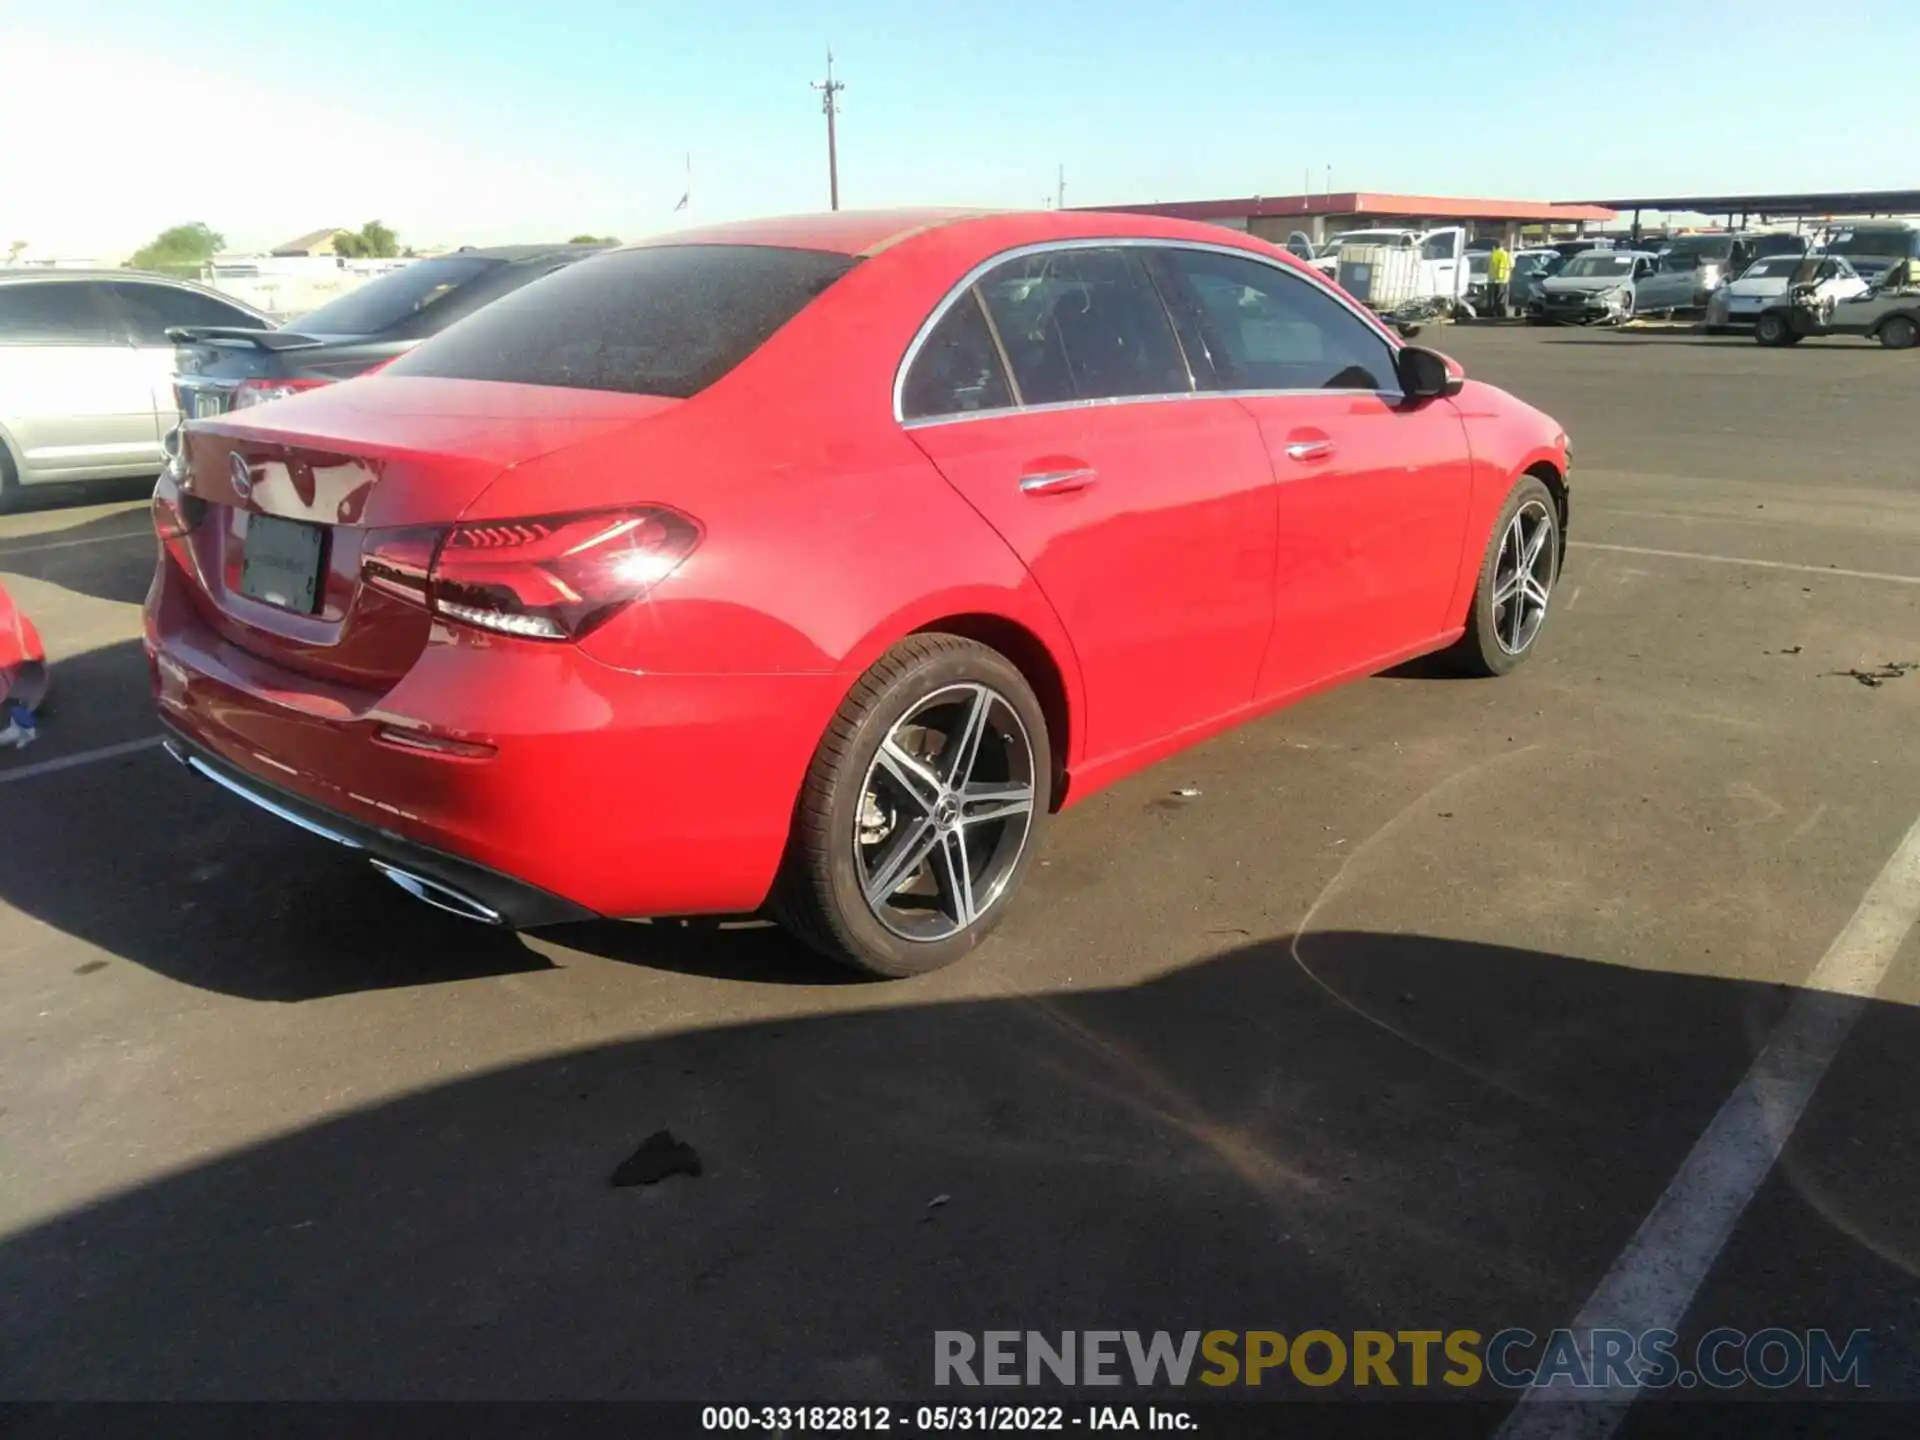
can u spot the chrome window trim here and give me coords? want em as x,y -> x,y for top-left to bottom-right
892,235 -> 1406,428
899,387 -> 1390,431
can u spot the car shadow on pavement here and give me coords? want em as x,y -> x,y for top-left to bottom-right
552,917 -> 865,985
0,644 -> 553,1000
0,506 -> 158,607
2,929 -> 1916,1422
1,475 -> 156,518
0,638 -> 848,997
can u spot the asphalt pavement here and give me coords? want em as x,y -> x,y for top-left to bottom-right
2,326 -> 1917,1434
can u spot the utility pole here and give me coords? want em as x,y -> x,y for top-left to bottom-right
811,49 -> 846,211
1057,164 -> 1065,210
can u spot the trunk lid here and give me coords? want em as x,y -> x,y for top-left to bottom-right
175,377 -> 680,690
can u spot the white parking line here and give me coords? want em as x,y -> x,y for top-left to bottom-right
0,529 -> 151,557
0,736 -> 166,785
1570,541 -> 1920,587
1496,809 -> 1920,1437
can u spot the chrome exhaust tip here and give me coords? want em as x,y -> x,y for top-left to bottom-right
369,859 -> 507,926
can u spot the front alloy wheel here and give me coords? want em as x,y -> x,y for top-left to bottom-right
1492,500 -> 1556,656
1447,475 -> 1560,676
777,635 -> 1051,976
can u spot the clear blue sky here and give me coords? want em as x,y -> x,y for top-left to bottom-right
5,0 -> 1917,257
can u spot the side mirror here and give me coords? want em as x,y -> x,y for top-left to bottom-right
1397,345 -> 1463,401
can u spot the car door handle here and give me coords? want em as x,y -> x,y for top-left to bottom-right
1284,440 -> 1334,462
1019,467 -> 1098,495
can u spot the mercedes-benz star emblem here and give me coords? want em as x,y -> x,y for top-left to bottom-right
228,452 -> 252,500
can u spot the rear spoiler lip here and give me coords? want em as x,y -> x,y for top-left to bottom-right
166,325 -> 329,352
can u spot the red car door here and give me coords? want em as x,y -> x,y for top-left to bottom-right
900,246 -> 1277,766
1149,245 -> 1473,698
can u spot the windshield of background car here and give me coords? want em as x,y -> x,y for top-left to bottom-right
383,244 -> 858,398
290,256 -> 498,336
1661,239 -> 1733,266
1332,232 -> 1413,247
1743,257 -> 1804,280
1825,229 -> 1919,258
1468,254 -> 1489,275
1563,255 -> 1635,277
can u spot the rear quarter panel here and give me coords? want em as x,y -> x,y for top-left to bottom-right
466,232 -> 1094,764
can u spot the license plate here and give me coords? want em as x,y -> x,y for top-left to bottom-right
192,390 -> 227,418
240,515 -> 325,614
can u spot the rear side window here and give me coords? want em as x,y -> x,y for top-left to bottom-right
975,247 -> 1190,405
387,245 -> 858,398
291,256 -> 498,337
0,281 -> 122,344
108,282 -> 265,344
900,291 -> 1013,420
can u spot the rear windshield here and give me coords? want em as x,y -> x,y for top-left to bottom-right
290,256 -> 499,336
385,244 -> 858,398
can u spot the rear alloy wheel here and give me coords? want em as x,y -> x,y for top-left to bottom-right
1880,315 -> 1919,351
776,635 -> 1049,976
1755,311 -> 1794,347
1447,476 -> 1559,677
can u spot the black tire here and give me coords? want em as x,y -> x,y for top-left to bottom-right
1879,315 -> 1919,351
1755,311 -> 1793,347
1445,475 -> 1561,678
775,634 -> 1051,977
0,447 -> 20,514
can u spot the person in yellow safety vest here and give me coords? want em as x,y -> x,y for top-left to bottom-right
1487,242 -> 1514,319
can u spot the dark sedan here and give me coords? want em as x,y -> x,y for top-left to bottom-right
170,243 -> 607,420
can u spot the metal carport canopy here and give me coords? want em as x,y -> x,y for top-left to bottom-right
1559,189 -> 1920,218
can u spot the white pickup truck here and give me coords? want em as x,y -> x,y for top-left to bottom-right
1302,226 -> 1473,319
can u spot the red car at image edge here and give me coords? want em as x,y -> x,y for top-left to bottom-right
146,207 -> 1571,976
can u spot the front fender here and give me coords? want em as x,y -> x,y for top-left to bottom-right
1445,383 -> 1571,626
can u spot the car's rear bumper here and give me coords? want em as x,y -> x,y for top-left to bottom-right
146,559 -> 844,922
160,726 -> 596,928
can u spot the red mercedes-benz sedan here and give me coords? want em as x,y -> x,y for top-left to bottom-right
146,208 -> 1570,975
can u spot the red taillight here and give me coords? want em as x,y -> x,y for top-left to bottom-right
360,507 -> 701,641
230,377 -> 330,411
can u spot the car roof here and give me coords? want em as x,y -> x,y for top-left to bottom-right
0,267 -> 269,311
630,207 -> 1319,260
0,267 -> 228,285
434,243 -> 609,261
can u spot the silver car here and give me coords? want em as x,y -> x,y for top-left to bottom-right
1531,251 -> 1658,324
0,270 -> 269,508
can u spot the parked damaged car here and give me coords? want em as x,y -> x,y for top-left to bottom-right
1633,233 -> 1763,317
1754,264 -> 1920,349
1706,254 -> 1869,332
1509,249 -> 1566,310
1529,250 -> 1657,325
